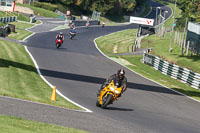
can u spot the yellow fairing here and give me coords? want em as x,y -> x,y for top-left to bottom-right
98,80 -> 122,105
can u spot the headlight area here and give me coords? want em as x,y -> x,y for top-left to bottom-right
114,90 -> 119,94
110,87 -> 115,91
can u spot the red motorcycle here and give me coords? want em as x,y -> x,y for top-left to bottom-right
56,39 -> 63,48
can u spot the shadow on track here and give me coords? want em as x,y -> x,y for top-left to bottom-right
104,107 -> 134,111
0,58 -> 183,96
40,69 -> 181,96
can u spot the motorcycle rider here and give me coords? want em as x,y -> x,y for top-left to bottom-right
69,27 -> 76,39
56,32 -> 64,43
70,27 -> 76,34
102,21 -> 105,27
70,22 -> 75,29
97,69 -> 127,98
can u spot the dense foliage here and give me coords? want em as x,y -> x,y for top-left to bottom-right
34,1 -> 58,11
38,0 -> 146,15
176,0 -> 199,29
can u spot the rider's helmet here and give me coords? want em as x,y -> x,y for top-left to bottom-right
60,32 -> 63,35
117,69 -> 125,80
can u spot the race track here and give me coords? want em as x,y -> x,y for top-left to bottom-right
22,1 -> 200,133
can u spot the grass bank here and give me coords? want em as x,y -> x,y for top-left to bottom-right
96,29 -> 138,53
0,115 -> 87,133
141,1 -> 200,73
96,33 -> 200,101
0,13 -> 82,110
16,3 -> 58,18
0,39 -> 82,110
7,21 -> 33,40
0,11 -> 30,22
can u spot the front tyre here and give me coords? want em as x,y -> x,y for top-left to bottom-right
96,100 -> 100,107
101,94 -> 113,109
56,43 -> 60,48
70,34 -> 73,39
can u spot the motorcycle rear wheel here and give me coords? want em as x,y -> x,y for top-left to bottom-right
101,94 -> 113,109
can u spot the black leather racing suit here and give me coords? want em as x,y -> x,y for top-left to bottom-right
98,74 -> 127,96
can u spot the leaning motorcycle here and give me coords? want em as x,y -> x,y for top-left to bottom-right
56,39 -> 63,48
70,32 -> 76,39
96,79 -> 122,109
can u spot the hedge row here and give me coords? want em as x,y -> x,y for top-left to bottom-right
33,2 -> 58,12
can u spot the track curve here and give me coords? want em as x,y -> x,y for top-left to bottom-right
24,1 -> 200,133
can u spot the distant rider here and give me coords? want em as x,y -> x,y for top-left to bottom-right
97,69 -> 127,98
70,27 -> 76,34
102,21 -> 105,27
70,22 -> 75,29
56,32 -> 64,43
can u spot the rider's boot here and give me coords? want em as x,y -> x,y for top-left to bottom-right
97,89 -> 101,97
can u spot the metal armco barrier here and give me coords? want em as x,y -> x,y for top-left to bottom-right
72,20 -> 99,26
143,52 -> 200,89
0,16 -> 17,23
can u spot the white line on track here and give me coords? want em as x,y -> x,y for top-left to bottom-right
21,21 -> 93,113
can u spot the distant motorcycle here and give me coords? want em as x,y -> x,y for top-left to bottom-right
56,39 -> 63,48
86,22 -> 90,29
102,22 -> 105,28
96,79 -> 122,109
69,32 -> 76,39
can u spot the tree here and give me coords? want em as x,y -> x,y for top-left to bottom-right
121,0 -> 136,12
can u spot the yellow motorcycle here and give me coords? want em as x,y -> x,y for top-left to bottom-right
96,79 -> 122,109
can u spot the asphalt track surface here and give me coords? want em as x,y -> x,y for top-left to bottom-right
1,1 -> 200,133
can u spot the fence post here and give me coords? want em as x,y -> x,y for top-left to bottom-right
186,40 -> 190,56
174,31 -> 177,44
178,33 -> 180,47
176,32 -> 179,44
191,41 -> 194,56
183,40 -> 186,53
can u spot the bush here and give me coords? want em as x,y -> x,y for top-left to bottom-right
33,2 -> 57,12
13,13 -> 30,22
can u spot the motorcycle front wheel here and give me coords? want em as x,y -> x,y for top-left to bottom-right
101,94 -> 113,109
96,100 -> 100,107
56,43 -> 60,48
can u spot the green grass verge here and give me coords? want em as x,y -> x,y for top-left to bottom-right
0,11 -> 15,17
53,24 -> 69,31
0,39 -> 82,110
7,21 -> 33,40
141,32 -> 200,73
96,29 -> 138,54
35,20 -> 41,24
96,35 -> 200,101
0,11 -> 30,22
0,115 -> 87,133
0,22 -> 6,26
15,13 -> 30,22
16,3 -> 58,18
113,55 -> 200,101
140,1 -> 200,73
